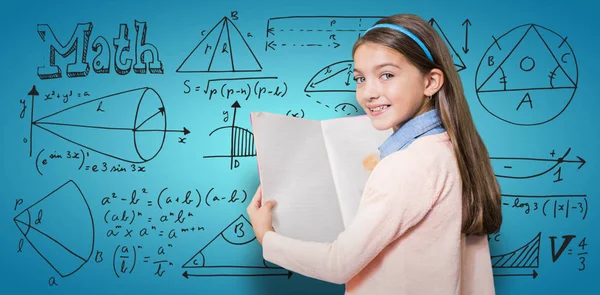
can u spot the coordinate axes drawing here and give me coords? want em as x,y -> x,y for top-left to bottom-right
203,101 -> 256,170
28,86 -> 190,163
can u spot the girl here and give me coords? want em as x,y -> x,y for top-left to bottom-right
247,14 -> 502,295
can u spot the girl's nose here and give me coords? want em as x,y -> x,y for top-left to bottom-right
362,80 -> 380,101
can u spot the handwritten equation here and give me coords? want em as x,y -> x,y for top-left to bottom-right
502,194 -> 588,219
183,77 -> 288,100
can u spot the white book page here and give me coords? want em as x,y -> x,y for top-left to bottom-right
251,112 -> 345,243
321,115 -> 392,228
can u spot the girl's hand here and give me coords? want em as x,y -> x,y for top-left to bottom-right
247,185 -> 277,245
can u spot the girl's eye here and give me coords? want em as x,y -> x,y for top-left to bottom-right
381,73 -> 394,80
353,76 -> 365,83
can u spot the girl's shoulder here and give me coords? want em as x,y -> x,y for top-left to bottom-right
369,132 -> 457,184
364,131 -> 458,201
385,132 -> 453,165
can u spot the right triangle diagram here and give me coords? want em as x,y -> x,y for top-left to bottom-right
429,19 -> 466,72
181,215 -> 290,277
177,17 -> 262,73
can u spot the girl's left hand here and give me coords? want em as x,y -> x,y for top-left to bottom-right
247,185 -> 277,245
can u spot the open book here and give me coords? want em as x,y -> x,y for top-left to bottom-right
251,112 -> 392,243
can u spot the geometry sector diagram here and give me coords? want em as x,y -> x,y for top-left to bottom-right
177,16 -> 262,73
428,18 -> 467,72
475,24 -> 578,126
304,60 -> 355,93
181,215 -> 291,278
13,180 -> 95,277
33,87 -> 170,163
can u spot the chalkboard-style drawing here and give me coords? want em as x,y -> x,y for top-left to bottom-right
491,232 -> 541,269
334,103 -> 361,116
177,17 -> 262,73
37,21 -> 163,79
475,24 -> 578,125
428,18 -> 467,72
286,108 -> 305,118
32,87 -> 188,163
265,16 -> 384,51
491,148 -> 585,180
502,194 -> 588,220
204,101 -> 255,170
304,60 -> 355,93
181,215 -> 291,278
13,180 -> 95,277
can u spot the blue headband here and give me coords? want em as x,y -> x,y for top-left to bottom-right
364,23 -> 434,62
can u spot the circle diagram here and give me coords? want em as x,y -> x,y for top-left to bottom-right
475,24 -> 578,125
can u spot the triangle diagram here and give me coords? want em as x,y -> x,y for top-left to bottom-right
181,215 -> 287,277
177,17 -> 262,73
429,19 -> 466,72
478,25 -> 576,92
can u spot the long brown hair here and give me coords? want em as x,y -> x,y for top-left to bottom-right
353,14 -> 502,235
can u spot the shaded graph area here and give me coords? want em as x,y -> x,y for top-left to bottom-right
428,18 -> 467,72
182,215 -> 290,278
33,87 -> 170,163
177,17 -> 262,73
476,24 -> 578,125
14,180 -> 95,277
305,60 -> 354,93
492,232 -> 541,269
204,101 -> 255,169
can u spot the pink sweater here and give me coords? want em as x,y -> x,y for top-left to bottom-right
262,132 -> 496,294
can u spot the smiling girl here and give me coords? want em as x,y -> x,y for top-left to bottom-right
248,13 -> 502,295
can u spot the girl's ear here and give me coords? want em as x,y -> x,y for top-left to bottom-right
424,68 -> 444,97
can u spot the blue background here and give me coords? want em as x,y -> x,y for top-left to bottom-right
0,0 -> 596,294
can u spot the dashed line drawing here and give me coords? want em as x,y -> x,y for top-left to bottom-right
475,24 -> 578,125
334,103 -> 360,116
31,87 -> 189,163
14,180 -> 95,277
428,18 -> 467,72
177,16 -> 262,73
265,16 -> 384,51
181,214 -> 291,278
203,101 -> 256,170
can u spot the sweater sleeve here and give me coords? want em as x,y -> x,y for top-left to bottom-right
262,150 -> 444,284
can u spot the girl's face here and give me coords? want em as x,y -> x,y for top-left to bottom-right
353,41 -> 432,131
